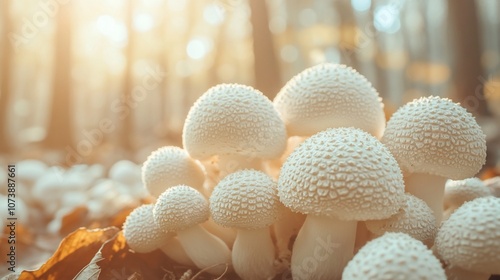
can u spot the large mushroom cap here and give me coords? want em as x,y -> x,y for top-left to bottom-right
278,127 -> 405,220
343,232 -> 446,280
273,63 -> 385,138
444,178 -> 491,208
153,185 -> 209,232
123,204 -> 172,253
381,96 -> 486,179
435,196 -> 500,274
142,146 -> 206,197
183,83 -> 287,160
210,169 -> 279,230
365,193 -> 437,242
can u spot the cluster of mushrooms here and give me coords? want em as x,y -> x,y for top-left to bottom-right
122,63 -> 500,280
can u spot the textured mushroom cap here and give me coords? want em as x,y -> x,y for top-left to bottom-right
123,204 -> 173,253
273,63 -> 385,138
210,170 -> 279,230
153,185 -> 209,232
435,196 -> 500,274
484,176 -> 500,197
142,146 -> 206,197
109,160 -> 141,186
444,178 -> 491,209
278,127 -> 405,220
183,83 -> 287,160
381,96 -> 486,179
365,193 -> 437,242
343,232 -> 446,280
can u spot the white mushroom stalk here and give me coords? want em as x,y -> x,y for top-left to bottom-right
342,232 -> 446,280
381,96 -> 487,227
435,196 -> 500,280
153,185 -> 231,275
278,128 -> 406,280
210,170 -> 280,280
182,83 -> 287,180
443,178 -> 491,220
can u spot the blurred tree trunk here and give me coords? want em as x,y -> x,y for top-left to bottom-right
249,0 -> 281,99
448,0 -> 486,115
121,0 -> 135,152
0,0 -> 12,153
44,2 -> 74,150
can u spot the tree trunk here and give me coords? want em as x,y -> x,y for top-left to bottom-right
44,1 -> 74,150
249,0 -> 282,99
0,0 -> 12,153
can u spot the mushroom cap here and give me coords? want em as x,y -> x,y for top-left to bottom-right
142,146 -> 206,197
444,178 -> 491,209
17,159 -> 48,185
210,169 -> 279,230
273,63 -> 385,138
365,193 -> 437,242
109,160 -> 141,186
183,83 -> 287,160
153,185 -> 209,232
435,196 -> 500,274
123,204 -> 173,253
278,127 -> 405,220
343,232 -> 446,280
381,96 -> 486,179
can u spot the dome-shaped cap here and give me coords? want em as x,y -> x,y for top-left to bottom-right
436,196 -> 500,274
444,178 -> 491,208
273,63 -> 385,138
142,146 -> 206,197
343,232 -> 446,280
123,204 -> 173,253
365,193 -> 437,242
210,169 -> 279,229
278,127 -> 405,220
381,96 -> 486,179
183,83 -> 287,160
153,185 -> 209,232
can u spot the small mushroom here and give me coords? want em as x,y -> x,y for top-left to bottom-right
273,63 -> 386,138
381,96 -> 487,226
278,128 -> 405,280
435,196 -> 500,280
182,83 -> 287,179
210,170 -> 280,280
153,185 -> 231,275
342,232 -> 446,280
443,178 -> 491,220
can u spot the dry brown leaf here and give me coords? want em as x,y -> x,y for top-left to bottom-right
18,227 -> 119,280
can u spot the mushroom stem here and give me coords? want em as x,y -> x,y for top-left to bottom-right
354,221 -> 371,254
404,173 -> 447,227
202,218 -> 237,248
217,155 -> 263,179
445,265 -> 491,280
274,206 -> 306,259
176,224 -> 231,275
160,237 -> 195,267
291,215 -> 356,280
232,227 -> 276,280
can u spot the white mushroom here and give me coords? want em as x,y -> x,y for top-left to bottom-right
443,178 -> 491,220
342,232 -> 446,280
183,83 -> 287,179
484,176 -> 500,197
435,196 -> 500,280
210,170 -> 280,280
381,96 -> 487,226
278,128 -> 405,280
153,185 -> 231,275
273,63 -> 386,138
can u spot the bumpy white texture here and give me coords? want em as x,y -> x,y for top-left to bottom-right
153,185 -> 209,232
365,193 -> 437,242
123,204 -> 172,253
343,232 -> 446,280
444,178 -> 491,208
183,83 -> 287,160
278,127 -> 405,220
273,63 -> 385,138
436,196 -> 500,274
210,170 -> 279,229
142,146 -> 205,197
382,96 -> 486,179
